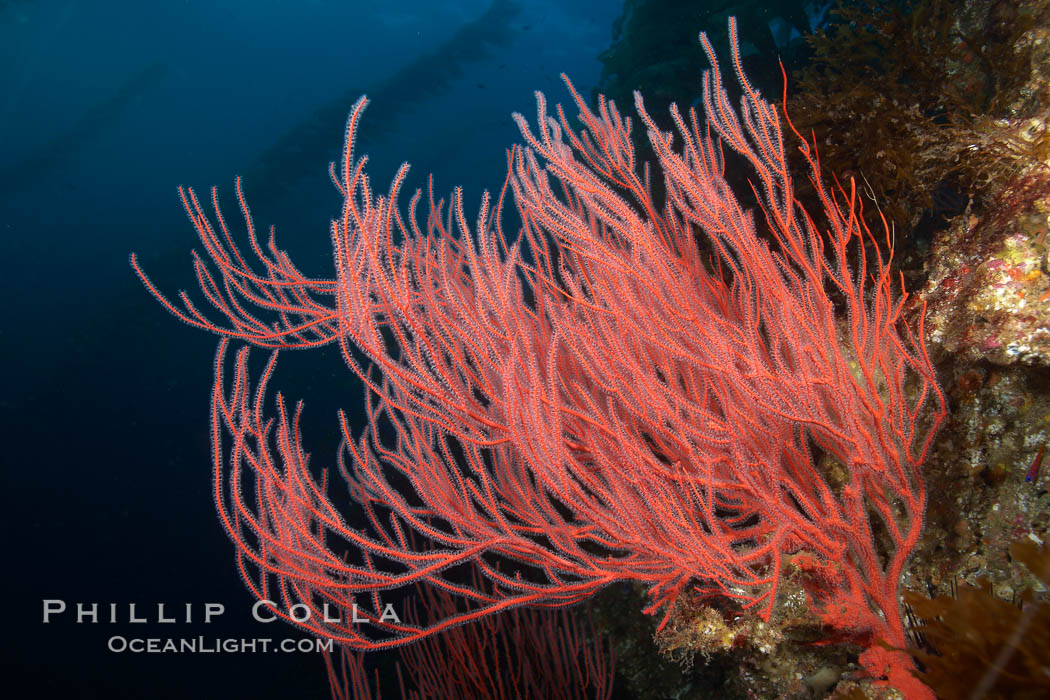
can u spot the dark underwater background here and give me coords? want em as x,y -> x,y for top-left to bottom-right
1,1 -> 625,696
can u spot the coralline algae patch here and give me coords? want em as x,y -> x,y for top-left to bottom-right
923,200 -> 1050,366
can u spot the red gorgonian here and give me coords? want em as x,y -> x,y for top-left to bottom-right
132,18 -> 946,698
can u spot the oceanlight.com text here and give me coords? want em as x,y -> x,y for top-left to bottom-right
106,635 -> 334,654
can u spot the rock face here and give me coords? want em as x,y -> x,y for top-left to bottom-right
922,171 -> 1050,366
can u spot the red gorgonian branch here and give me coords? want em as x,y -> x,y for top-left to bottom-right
132,18 -> 945,697
325,562 -> 615,700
